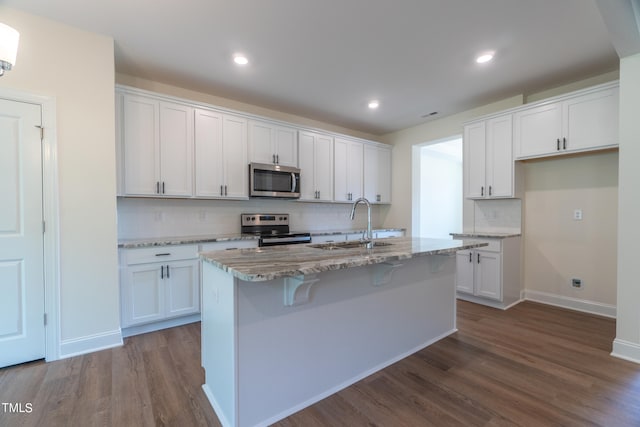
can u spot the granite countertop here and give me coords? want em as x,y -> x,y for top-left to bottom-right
450,232 -> 521,239
118,228 -> 406,248
200,237 -> 488,282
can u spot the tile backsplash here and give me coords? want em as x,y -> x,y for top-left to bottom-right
473,199 -> 522,233
117,198 -> 384,239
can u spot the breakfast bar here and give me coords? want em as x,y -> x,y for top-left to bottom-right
200,237 -> 487,427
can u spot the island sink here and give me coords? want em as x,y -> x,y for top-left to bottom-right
308,240 -> 393,250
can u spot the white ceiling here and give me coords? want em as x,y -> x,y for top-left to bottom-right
4,0 -> 623,135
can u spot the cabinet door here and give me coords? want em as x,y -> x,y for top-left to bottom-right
334,138 -> 349,202
486,115 -> 513,198
315,134 -> 334,201
298,131 -> 317,200
475,250 -> 501,300
165,259 -> 200,318
363,144 -> 378,202
347,141 -> 364,201
563,87 -> 619,152
222,115 -> 248,198
122,264 -> 165,327
159,102 -> 193,196
122,94 -> 160,196
273,125 -> 298,167
248,120 -> 275,164
464,121 -> 486,199
455,250 -> 475,294
373,146 -> 391,203
514,102 -> 562,159
194,108 -> 224,197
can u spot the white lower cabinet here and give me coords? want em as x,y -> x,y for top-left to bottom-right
120,244 -> 200,328
455,237 -> 521,309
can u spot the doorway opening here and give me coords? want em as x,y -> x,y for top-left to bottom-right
412,136 -> 463,238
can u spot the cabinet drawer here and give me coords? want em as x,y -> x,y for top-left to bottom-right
123,244 -> 199,265
475,239 -> 501,253
200,240 -> 258,252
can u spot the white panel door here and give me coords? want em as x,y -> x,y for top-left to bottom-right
475,251 -> 502,300
123,264 -> 165,327
0,99 -> 45,368
314,134 -> 333,201
194,108 -> 224,197
455,251 -> 474,294
165,260 -> 200,318
222,114 -> 248,198
123,95 -> 160,195
486,115 -> 513,198
298,131 -> 316,200
513,102 -> 562,159
273,125 -> 298,167
248,120 -> 275,164
464,121 -> 486,199
563,87 -> 619,152
159,102 -> 193,196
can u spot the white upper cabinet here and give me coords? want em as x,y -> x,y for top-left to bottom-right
364,144 -> 392,204
334,138 -> 363,203
514,83 -> 619,159
248,120 -> 298,167
121,94 -> 193,197
298,131 -> 334,201
194,108 -> 248,199
464,114 -> 514,199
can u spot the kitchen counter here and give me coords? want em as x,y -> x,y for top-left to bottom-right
118,228 -> 405,248
450,232 -> 521,239
200,237 -> 487,282
200,236 -> 488,426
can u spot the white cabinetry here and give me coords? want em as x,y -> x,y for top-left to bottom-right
514,83 -> 619,160
121,94 -> 193,197
455,237 -> 521,309
194,108 -> 248,199
248,120 -> 298,167
298,131 -> 334,201
363,144 -> 392,204
120,245 -> 200,328
464,115 -> 513,199
334,138 -> 363,202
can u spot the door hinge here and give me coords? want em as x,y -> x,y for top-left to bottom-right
35,125 -> 44,140
44,313 -> 47,326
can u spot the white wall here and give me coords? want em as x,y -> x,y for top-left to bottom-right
0,8 -> 120,356
522,151 -> 619,312
613,52 -> 640,363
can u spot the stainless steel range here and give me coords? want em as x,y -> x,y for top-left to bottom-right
241,214 -> 311,247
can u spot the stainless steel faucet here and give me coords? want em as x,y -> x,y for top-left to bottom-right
350,197 -> 373,249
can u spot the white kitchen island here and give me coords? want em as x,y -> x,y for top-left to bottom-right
199,237 -> 487,427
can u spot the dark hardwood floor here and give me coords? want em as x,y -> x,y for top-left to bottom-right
1,301 -> 639,426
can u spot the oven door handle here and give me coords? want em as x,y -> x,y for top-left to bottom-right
291,173 -> 297,193
260,236 -> 311,246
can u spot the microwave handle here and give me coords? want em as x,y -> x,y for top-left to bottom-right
291,173 -> 296,192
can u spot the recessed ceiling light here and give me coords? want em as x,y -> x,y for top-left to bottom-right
476,52 -> 495,64
233,54 -> 249,65
368,100 -> 380,109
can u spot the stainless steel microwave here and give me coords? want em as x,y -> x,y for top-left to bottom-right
249,163 -> 301,198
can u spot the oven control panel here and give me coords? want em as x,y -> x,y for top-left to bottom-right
241,213 -> 289,227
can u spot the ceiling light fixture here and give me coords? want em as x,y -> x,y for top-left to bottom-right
233,54 -> 249,65
476,51 -> 495,64
368,100 -> 380,109
0,23 -> 20,76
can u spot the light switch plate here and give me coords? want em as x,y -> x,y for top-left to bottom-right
573,209 -> 583,220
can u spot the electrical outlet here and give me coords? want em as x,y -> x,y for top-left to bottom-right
573,209 -> 583,220
571,278 -> 582,289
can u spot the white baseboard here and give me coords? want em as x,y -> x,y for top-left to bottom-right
202,384 -> 233,427
523,290 -> 616,318
122,314 -> 201,338
59,329 -> 123,359
611,339 -> 640,364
